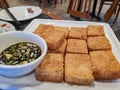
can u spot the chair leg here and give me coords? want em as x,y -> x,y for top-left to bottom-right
47,0 -> 50,3
67,0 -> 73,13
39,0 -> 42,3
4,0 -> 9,8
115,5 -> 120,21
97,0 -> 105,17
39,0 -> 45,8
54,0 -> 57,7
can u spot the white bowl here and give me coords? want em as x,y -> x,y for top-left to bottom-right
0,31 -> 47,76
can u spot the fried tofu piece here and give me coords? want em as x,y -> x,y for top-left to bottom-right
90,50 -> 120,80
33,24 -> 54,37
34,24 -> 65,50
87,25 -> 105,36
66,39 -> 88,54
87,36 -> 111,51
65,53 -> 94,85
54,26 -> 69,38
35,53 -> 64,82
45,30 -> 65,50
33,24 -> 44,34
48,39 -> 67,54
69,27 -> 87,39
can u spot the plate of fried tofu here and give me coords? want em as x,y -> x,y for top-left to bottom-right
1,19 -> 120,90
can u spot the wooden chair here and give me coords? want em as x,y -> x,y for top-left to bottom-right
104,0 -> 120,22
51,0 -> 66,7
67,0 -> 92,20
39,0 -> 66,8
0,0 -> 9,8
98,0 -> 120,22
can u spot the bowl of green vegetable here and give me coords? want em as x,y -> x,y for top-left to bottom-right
0,31 -> 47,76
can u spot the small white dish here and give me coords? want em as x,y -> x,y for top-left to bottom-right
0,6 -> 42,21
0,21 -> 15,33
0,31 -> 47,76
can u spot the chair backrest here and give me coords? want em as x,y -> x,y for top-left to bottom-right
67,0 -> 92,19
0,0 -> 9,8
104,0 -> 119,22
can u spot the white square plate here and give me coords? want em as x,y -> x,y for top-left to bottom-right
0,19 -> 120,90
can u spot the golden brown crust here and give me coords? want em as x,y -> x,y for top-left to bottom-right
44,30 -> 65,50
54,26 -> 69,38
69,27 -> 87,39
34,24 -> 120,84
33,24 -> 65,50
48,39 -> 67,54
35,53 -> 64,82
87,36 -> 111,51
87,25 -> 105,36
33,24 -> 54,37
90,50 -> 120,80
66,39 -> 88,54
65,53 -> 94,85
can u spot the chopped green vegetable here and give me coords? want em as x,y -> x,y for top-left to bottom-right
0,42 -> 41,65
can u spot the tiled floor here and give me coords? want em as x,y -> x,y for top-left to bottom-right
6,0 -> 120,41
